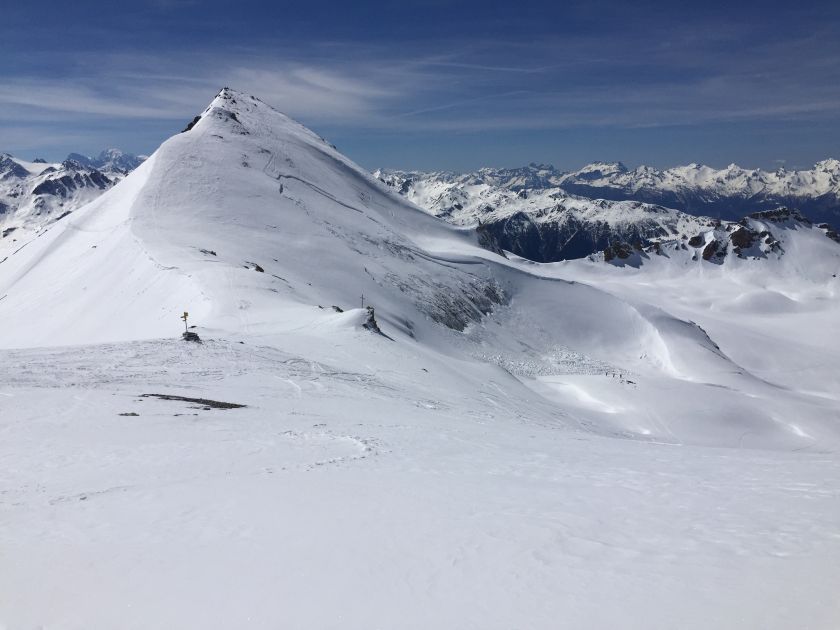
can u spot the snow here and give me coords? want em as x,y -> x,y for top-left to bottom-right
67,148 -> 147,173
1,88 -> 839,629
6,156 -> 57,177
379,158 -> 840,225
376,166 -> 710,235
2,339 -> 839,629
378,157 -> 840,203
0,150 -> 144,264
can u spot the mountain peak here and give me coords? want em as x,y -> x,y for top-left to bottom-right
185,87 -> 274,135
183,87 -> 335,155
578,161 -> 628,174
64,149 -> 145,173
815,158 -> 840,171
209,87 -> 271,113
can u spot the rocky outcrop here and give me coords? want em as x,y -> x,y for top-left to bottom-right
818,223 -> 840,244
702,239 -> 721,261
603,241 -> 634,262
729,226 -> 755,250
31,164 -> 112,199
0,155 -> 30,181
748,207 -> 811,224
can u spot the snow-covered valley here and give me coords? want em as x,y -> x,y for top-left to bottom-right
1,89 -> 839,629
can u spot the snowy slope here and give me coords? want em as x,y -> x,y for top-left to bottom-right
1,89 -> 839,630
535,221 -> 840,441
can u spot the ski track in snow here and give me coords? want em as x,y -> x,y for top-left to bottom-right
1,341 -> 839,630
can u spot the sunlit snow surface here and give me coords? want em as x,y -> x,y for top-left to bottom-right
1,90 -> 839,629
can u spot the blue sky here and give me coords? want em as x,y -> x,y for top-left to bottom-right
2,0 -> 839,171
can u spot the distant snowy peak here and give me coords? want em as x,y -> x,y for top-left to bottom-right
380,158 -> 840,224
559,159 -> 840,222
0,157 -> 115,254
568,161 -> 629,181
0,154 -> 32,180
562,159 -> 840,195
376,168 -> 702,261
66,149 -> 146,174
0,148 -> 146,254
377,168 -> 840,265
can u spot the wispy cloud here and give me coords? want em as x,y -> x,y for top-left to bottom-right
2,15 -> 839,165
5,27 -> 838,132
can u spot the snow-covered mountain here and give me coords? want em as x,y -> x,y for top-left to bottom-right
0,150 -> 145,259
380,158 -> 840,225
4,86 -> 837,445
2,89 -> 839,630
66,148 -> 147,174
559,159 -> 840,222
376,168 -> 840,263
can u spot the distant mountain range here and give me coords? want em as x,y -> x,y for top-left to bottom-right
0,150 -> 145,255
65,148 -> 147,174
379,159 -> 840,222
3,143 -> 839,266
376,162 -> 840,262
